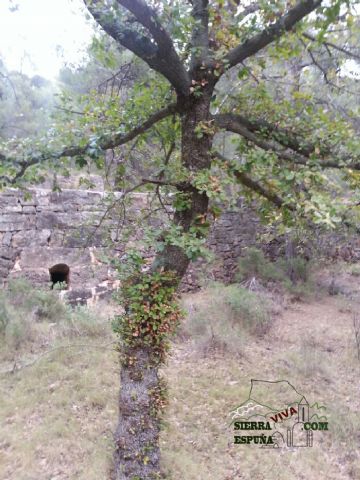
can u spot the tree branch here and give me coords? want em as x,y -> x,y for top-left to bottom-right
0,103 -> 179,185
303,31 -> 360,61
214,112 -> 314,164
214,113 -> 360,171
215,112 -> 317,155
101,103 -> 179,150
0,71 -> 19,105
84,0 -> 190,96
225,0 -> 322,69
299,37 -> 338,88
190,0 -> 210,70
215,151 -> 293,209
141,178 -> 180,188
116,0 -> 175,50
237,3 -> 261,21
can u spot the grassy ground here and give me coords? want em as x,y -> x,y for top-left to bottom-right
163,293 -> 360,480
0,270 -> 359,480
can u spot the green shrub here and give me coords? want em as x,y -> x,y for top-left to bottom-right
0,292 -> 11,335
63,306 -> 108,338
236,248 -> 311,294
0,278 -> 110,357
53,281 -> 68,291
181,283 -> 274,355
350,265 -> 360,277
224,284 -> 271,334
276,256 -> 309,283
5,314 -> 31,350
32,289 -> 68,321
7,278 -> 68,322
7,277 -> 32,298
236,248 -> 284,283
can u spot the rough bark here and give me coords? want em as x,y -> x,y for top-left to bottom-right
224,0 -> 323,69
85,0 -> 190,96
113,346 -> 163,479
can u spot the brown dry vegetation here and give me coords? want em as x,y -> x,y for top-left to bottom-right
0,266 -> 359,480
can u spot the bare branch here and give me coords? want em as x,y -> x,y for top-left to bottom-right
299,37 -> 338,88
225,0 -> 322,69
141,178 -> 179,188
0,71 -> 19,105
142,178 -> 194,194
54,106 -> 86,116
303,32 -> 360,61
84,0 -> 190,96
97,62 -> 134,95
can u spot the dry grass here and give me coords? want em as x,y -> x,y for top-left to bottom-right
0,342 -> 118,480
161,290 -> 360,480
1,272 -> 360,480
0,280 -> 119,479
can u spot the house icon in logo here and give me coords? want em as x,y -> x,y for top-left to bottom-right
287,396 -> 313,447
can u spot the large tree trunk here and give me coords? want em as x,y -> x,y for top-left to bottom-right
113,90 -> 214,479
113,346 -> 163,479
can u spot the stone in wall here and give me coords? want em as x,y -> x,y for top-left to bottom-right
180,199 -> 262,291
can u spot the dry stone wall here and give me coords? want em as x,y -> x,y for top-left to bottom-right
0,189 -> 144,304
2,187 -> 357,304
181,201 -> 261,290
0,188 -> 261,304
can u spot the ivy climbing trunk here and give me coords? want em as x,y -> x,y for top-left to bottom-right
113,90 -> 214,480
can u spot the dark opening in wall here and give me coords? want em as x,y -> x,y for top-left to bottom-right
49,263 -> 70,289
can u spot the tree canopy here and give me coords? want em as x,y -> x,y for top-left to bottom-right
0,0 -> 359,228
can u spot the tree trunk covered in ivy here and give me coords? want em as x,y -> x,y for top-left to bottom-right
114,346 -> 163,479
113,89 -> 215,479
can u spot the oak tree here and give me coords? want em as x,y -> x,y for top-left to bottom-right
1,1 -> 359,478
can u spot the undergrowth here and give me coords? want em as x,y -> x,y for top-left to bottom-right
180,282 -> 277,356
236,247 -> 314,298
0,278 -> 111,361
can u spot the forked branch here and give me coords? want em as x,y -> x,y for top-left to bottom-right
303,32 -> 360,61
84,0 -> 190,96
214,113 -> 360,171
